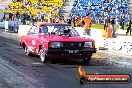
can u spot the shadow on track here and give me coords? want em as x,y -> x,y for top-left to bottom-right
29,55 -> 110,67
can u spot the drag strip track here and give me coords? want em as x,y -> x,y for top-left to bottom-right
0,36 -> 132,88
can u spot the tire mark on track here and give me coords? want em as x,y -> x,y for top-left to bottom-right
0,57 -> 42,88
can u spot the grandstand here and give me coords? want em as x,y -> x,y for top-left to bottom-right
70,0 -> 129,23
59,0 -> 75,20
1,0 -> 63,20
0,0 -> 131,23
128,0 -> 132,18
0,0 -> 12,10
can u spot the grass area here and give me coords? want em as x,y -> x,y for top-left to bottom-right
91,24 -> 107,37
91,24 -> 127,37
91,24 -> 127,30
1,0 -> 7,1
91,24 -> 120,30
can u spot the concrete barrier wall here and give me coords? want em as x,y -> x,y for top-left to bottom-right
0,21 -> 5,28
18,25 -> 31,36
5,21 -> 22,29
107,36 -> 132,55
75,27 -> 132,55
8,21 -> 22,27
74,27 -> 106,48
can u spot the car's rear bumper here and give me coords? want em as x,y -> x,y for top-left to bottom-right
45,48 -> 96,58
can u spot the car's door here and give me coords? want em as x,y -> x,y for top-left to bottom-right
25,26 -> 37,47
35,25 -> 49,49
31,25 -> 40,49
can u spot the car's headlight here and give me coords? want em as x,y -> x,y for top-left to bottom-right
84,42 -> 92,47
49,42 -> 63,48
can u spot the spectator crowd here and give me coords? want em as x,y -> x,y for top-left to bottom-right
0,0 -> 131,35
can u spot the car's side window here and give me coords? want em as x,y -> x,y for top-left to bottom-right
39,26 -> 48,34
34,26 -> 39,34
29,26 -> 37,35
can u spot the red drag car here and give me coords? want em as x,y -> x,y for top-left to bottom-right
20,23 -> 96,63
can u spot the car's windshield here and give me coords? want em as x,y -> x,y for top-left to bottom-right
40,24 -> 79,37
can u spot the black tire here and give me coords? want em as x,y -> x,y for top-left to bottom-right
24,46 -> 32,56
40,48 -> 48,63
83,57 -> 91,64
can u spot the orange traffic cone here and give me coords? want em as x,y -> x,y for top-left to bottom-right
106,23 -> 112,38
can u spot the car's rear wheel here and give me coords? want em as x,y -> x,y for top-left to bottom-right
24,46 -> 32,56
40,48 -> 48,63
83,57 -> 91,64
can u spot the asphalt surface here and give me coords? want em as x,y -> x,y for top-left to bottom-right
0,30 -> 132,88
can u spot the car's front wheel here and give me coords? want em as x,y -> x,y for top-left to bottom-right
83,57 -> 91,64
24,46 -> 32,56
40,48 -> 48,63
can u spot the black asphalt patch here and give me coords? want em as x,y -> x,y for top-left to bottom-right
0,30 -> 132,88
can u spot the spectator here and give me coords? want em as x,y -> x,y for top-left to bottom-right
126,19 -> 132,35
9,12 -> 13,21
66,15 -> 71,24
21,14 -> 26,25
119,17 -> 125,30
16,11 -> 20,20
59,16 -> 65,23
80,16 -> 85,27
12,13 -> 15,21
41,13 -> 44,22
95,17 -> 99,24
7,5 -> 10,10
42,11 -> 46,22
17,0 -> 22,2
3,13 -> 5,21
37,10 -> 43,22
56,16 -> 59,23
25,0 -> 31,6
81,13 -> 93,35
104,16 -> 108,32
35,0 -> 42,8
71,15 -> 76,27
24,12 -> 30,21
110,18 -> 115,35
12,0 -> 17,3
30,15 -> 35,25
75,16 -> 81,26
48,11 -> 53,23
